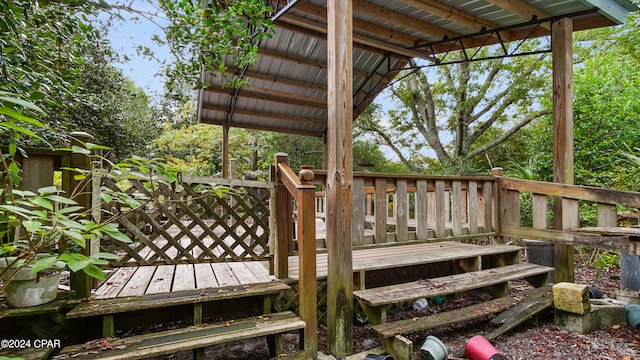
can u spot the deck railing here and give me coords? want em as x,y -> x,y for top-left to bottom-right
494,175 -> 640,282
309,171 -> 497,248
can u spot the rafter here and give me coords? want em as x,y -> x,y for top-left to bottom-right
200,116 -> 325,137
201,104 -> 326,126
276,13 -> 433,61
352,0 -> 458,41
397,0 -> 499,32
204,86 -> 327,110
292,1 -> 418,46
257,48 -> 370,78
224,67 -> 327,92
484,0 -> 551,30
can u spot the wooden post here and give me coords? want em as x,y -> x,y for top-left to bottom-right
229,159 -> 236,226
297,165 -> 317,357
552,18 -> 575,283
67,131 -> 94,299
20,155 -> 54,192
222,124 -> 229,178
327,0 -> 354,355
273,153 -> 292,279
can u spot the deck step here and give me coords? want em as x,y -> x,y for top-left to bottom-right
372,286 -> 552,338
54,311 -> 305,360
67,281 -> 290,318
354,262 -> 553,325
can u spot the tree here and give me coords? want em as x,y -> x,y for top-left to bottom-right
57,49 -> 159,159
527,15 -> 640,190
358,44 -> 550,174
153,123 -> 272,178
0,1 -> 158,157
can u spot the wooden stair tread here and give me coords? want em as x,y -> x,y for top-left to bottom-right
353,263 -> 553,307
372,286 -> 552,338
67,281 -> 290,318
0,346 -> 54,360
56,311 -> 305,360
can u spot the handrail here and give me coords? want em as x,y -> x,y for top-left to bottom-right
273,154 -> 317,357
498,177 -> 640,207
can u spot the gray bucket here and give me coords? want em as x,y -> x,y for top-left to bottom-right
621,252 -> 640,291
523,239 -> 555,283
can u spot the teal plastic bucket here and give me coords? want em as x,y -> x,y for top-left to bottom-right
626,304 -> 640,329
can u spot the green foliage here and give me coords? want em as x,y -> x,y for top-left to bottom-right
0,93 -> 221,290
353,140 -> 410,173
158,0 -> 275,93
0,1 -> 159,157
527,16 -> 640,189
153,123 -> 272,178
576,247 -> 620,280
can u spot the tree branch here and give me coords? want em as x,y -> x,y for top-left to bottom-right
467,110 -> 550,158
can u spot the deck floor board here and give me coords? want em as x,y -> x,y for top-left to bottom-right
287,241 -> 522,279
194,263 -> 218,289
96,242 -> 521,299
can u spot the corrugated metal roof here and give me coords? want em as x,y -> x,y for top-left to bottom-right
198,0 -> 637,136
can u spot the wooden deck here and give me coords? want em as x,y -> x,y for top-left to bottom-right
96,241 -> 520,299
287,241 -> 521,280
95,261 -> 274,299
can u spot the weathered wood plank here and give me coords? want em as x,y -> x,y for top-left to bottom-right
468,181 -> 478,233
498,177 -> 640,208
502,225 -> 639,255
452,180 -> 463,236
415,180 -> 429,240
352,177 -> 366,245
227,262 -> 260,285
0,346 -> 53,360
211,263 -> 240,286
118,267 -> 156,297
243,261 -> 272,283
95,267 -> 137,299
373,293 -> 523,338
483,180 -> 493,233
375,177 -> 388,244
395,179 -> 408,242
353,262 -> 552,307
435,180 -> 446,238
576,226 -> 640,239
145,265 -> 175,295
532,193 -> 548,229
194,263 -> 218,289
173,264 -> 196,292
58,311 -> 304,360
287,242 -> 516,279
66,282 -> 291,318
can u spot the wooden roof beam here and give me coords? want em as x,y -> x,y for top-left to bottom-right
257,48 -> 370,78
398,0 -> 499,33
204,86 -> 327,110
224,66 -> 328,92
292,1 -> 419,47
200,116 -> 325,137
276,14 -> 434,61
483,0 -> 551,30
352,0 -> 458,41
200,104 -> 326,126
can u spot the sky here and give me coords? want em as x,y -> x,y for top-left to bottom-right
101,2 -> 171,101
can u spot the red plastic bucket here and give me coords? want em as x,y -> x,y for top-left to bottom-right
465,335 -> 506,360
